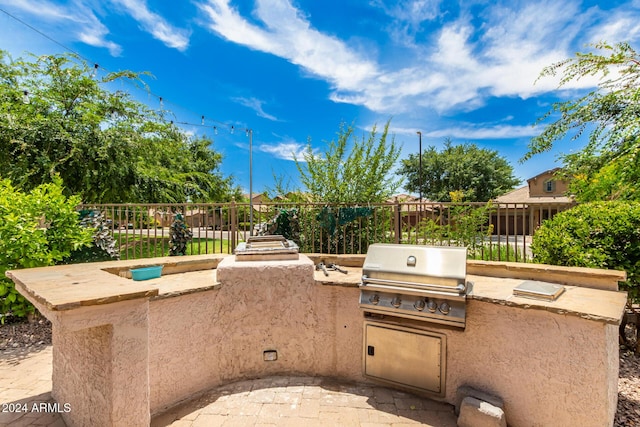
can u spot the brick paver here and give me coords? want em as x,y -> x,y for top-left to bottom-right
0,346 -> 458,426
0,346 -> 63,427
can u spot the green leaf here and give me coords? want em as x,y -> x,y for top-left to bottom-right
527,42 -> 640,201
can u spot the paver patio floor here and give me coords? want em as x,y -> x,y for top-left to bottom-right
0,346 -> 458,427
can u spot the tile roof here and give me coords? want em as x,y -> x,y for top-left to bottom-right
494,185 -> 574,204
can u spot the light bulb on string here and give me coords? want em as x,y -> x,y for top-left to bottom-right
0,7 -> 260,151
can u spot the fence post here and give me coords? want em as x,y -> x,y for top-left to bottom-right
394,198 -> 401,244
230,199 -> 237,251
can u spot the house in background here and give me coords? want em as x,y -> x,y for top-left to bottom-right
183,208 -> 227,229
243,193 -> 268,205
492,168 -> 575,235
387,194 -> 433,228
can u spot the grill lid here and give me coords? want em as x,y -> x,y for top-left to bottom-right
359,244 -> 470,327
362,244 -> 467,293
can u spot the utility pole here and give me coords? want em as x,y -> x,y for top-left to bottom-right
247,129 -> 254,236
416,131 -> 423,205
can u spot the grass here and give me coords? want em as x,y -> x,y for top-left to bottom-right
111,230 -> 527,262
114,232 -> 231,260
400,235 -> 529,263
469,243 -> 528,263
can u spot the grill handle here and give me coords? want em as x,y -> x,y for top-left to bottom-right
360,276 -> 467,297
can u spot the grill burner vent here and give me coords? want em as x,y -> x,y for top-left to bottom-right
359,244 -> 470,328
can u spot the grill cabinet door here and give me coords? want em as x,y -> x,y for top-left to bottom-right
363,322 -> 444,395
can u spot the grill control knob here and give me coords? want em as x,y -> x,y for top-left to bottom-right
426,299 -> 438,313
369,293 -> 380,305
414,299 -> 426,311
391,296 -> 402,308
439,302 -> 451,315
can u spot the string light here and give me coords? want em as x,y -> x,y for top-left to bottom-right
1,5 -> 255,142
3,3 -> 257,232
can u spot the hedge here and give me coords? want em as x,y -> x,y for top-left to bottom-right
531,201 -> 640,303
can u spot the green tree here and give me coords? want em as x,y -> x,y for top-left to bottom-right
525,42 -> 640,201
0,51 -> 237,203
399,140 -> 520,202
292,121 -> 400,254
294,120 -> 402,203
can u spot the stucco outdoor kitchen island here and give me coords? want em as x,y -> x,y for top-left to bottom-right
7,252 -> 628,427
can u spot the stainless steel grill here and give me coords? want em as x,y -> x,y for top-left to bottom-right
360,244 -> 471,396
359,244 -> 471,328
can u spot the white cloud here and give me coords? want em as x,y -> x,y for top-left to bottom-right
587,9 -> 640,44
0,0 -> 123,55
371,0 -> 442,24
386,122 -> 538,140
0,0 -> 70,20
198,0 -> 640,116
77,23 -> 122,56
0,0 -> 192,55
257,141 -> 313,161
197,0 -> 379,91
233,97 -> 279,121
370,0 -> 443,46
111,0 -> 191,51
426,124 -> 539,139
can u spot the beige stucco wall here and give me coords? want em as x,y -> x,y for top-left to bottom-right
148,256 -> 619,426
528,170 -> 569,197
10,254 -> 622,427
49,299 -> 150,427
149,256 -> 364,415
445,300 -> 618,427
52,324 -> 113,426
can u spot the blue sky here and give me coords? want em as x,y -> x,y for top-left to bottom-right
1,0 -> 640,196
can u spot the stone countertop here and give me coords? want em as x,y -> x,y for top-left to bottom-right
6,254 -> 227,311
313,267 -> 362,287
8,263 -> 158,311
7,254 -> 628,324
467,274 -> 628,325
318,267 -> 627,325
146,270 -> 220,300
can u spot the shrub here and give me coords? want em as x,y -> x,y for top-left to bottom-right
0,179 -> 93,322
531,201 -> 640,303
